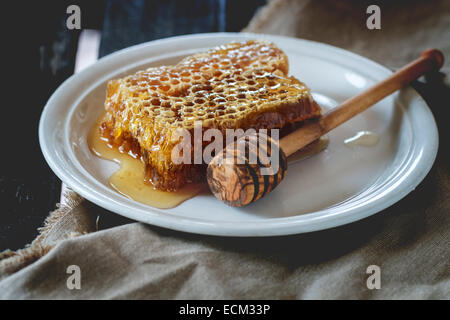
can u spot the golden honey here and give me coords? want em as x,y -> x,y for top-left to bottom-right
88,114 -> 205,209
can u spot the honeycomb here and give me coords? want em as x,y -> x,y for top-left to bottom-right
102,40 -> 322,191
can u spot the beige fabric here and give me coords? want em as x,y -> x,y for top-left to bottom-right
1,0 -> 449,299
245,0 -> 450,73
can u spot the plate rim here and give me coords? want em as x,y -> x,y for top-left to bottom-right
39,32 -> 439,236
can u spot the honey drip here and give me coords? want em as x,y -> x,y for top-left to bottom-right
88,114 -> 205,209
344,131 -> 379,147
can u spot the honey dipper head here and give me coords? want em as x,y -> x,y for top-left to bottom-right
206,133 -> 288,207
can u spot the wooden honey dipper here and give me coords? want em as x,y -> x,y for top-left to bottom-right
206,49 -> 444,207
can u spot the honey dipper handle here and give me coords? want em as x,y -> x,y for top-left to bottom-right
279,49 -> 444,156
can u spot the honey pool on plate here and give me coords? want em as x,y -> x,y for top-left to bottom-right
344,131 -> 379,147
88,114 -> 206,209
88,113 -> 329,209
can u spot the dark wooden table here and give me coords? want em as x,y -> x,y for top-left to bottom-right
0,0 -> 266,251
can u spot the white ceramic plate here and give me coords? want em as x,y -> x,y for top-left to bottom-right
39,33 -> 438,236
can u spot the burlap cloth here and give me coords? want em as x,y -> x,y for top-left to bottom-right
1,0 -> 449,299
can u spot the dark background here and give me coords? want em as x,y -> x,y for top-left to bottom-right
0,0 -> 266,251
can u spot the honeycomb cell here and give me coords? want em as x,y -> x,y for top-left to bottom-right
151,98 -> 161,106
161,101 -> 171,108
